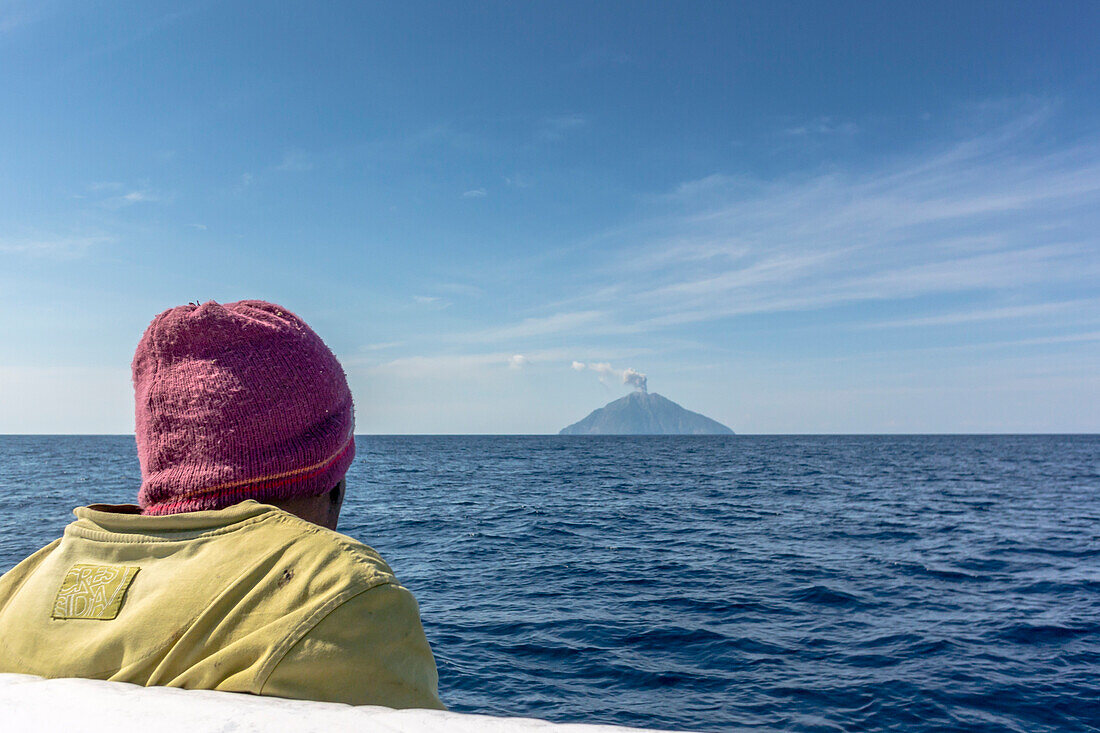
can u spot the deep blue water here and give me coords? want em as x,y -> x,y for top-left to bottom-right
1,435 -> 1097,732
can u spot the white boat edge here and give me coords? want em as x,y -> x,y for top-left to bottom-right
0,672 -> 683,733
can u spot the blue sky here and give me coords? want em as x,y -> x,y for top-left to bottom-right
2,1 -> 1099,433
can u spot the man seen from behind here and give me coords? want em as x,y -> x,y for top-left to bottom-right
0,300 -> 444,710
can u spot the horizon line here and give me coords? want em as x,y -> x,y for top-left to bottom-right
2,432 -> 1098,438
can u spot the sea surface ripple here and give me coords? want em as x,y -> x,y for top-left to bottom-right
1,435 -> 1097,732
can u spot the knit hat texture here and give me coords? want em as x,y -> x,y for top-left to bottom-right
134,300 -> 355,515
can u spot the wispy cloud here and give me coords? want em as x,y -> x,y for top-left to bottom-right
413,295 -> 451,309
436,282 -> 484,298
88,181 -> 161,209
860,299 -> 1100,329
358,102 -> 1100,394
274,150 -> 314,172
88,181 -> 125,192
446,310 -> 606,343
361,341 -> 405,352
537,113 -> 588,142
0,234 -> 114,258
884,329 -> 1100,355
233,172 -> 254,195
782,116 -> 860,137
101,190 -> 158,208
503,173 -> 533,188
462,188 -> 487,198
365,349 -> 560,376
563,49 -> 633,71
574,104 -> 1100,332
362,347 -> 646,376
364,352 -> 514,377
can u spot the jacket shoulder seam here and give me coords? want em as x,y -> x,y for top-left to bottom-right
267,512 -> 396,579
255,579 -> 393,694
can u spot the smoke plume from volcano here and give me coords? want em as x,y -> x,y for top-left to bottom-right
572,362 -> 648,393
621,368 -> 647,393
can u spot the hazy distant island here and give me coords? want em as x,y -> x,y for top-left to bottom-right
560,390 -> 734,435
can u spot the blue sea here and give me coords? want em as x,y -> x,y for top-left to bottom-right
1,435 -> 1097,732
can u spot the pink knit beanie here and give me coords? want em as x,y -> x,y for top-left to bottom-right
133,300 -> 355,516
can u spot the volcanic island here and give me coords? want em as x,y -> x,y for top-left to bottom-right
560,389 -> 734,435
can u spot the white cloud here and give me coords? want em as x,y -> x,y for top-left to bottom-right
564,49 -> 634,71
462,188 -> 487,198
361,347 -> 632,376
871,299 -> 1095,330
390,104 -> 1100,371
95,186 -> 160,209
571,361 -> 586,370
930,329 -> 1100,351
861,300 -> 1100,329
503,174 -> 533,188
508,354 -> 529,369
572,104 -> 1100,332
436,282 -> 484,298
274,150 -> 314,172
537,113 -> 587,141
782,116 -> 860,137
447,310 -> 605,343
412,295 -> 451,310
0,235 -> 113,258
366,352 -> 513,377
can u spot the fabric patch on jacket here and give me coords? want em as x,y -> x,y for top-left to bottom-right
52,564 -> 140,620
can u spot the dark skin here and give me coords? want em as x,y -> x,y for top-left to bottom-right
271,477 -> 346,531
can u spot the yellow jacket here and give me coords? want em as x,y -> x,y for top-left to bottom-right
0,500 -> 444,710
